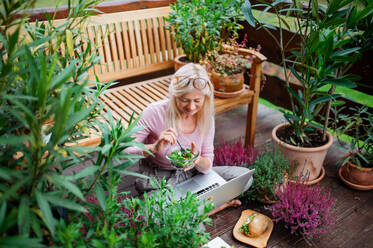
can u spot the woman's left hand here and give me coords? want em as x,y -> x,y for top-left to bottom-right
184,142 -> 200,172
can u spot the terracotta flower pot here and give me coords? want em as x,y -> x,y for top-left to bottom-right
272,123 -> 333,183
174,54 -> 191,72
210,71 -> 244,94
341,155 -> 373,186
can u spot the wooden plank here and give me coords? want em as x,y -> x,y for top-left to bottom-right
121,88 -> 148,110
152,17 -> 161,63
142,83 -> 167,99
127,20 -> 138,68
136,85 -> 163,102
108,23 -> 120,72
146,18 -> 156,64
104,92 -> 132,122
130,86 -> 156,105
164,21 -> 173,60
27,2 -> 176,22
97,61 -> 174,82
140,19 -> 150,65
101,24 -> 113,73
121,21 -> 132,69
94,25 -> 106,73
151,81 -> 169,95
110,90 -> 143,116
114,22 -> 126,70
134,20 -> 145,66
99,94 -> 125,121
170,25 -> 178,58
157,16 -> 167,62
158,79 -> 171,88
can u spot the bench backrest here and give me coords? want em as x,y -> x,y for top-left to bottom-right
85,6 -> 182,82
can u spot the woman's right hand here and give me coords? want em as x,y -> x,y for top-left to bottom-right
153,128 -> 177,153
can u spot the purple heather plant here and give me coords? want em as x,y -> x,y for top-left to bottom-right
267,181 -> 336,238
214,139 -> 258,167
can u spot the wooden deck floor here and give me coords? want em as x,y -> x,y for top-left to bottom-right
101,103 -> 373,248
208,104 -> 373,248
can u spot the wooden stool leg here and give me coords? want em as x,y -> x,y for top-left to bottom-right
244,60 -> 263,147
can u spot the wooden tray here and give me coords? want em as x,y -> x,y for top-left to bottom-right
233,209 -> 274,248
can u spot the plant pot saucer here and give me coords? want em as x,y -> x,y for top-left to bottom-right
233,209 -> 274,248
214,87 -> 245,98
338,166 -> 373,191
288,166 -> 325,185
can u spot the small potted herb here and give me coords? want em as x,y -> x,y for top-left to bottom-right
208,47 -> 253,96
267,181 -> 336,243
244,149 -> 290,203
333,105 -> 373,189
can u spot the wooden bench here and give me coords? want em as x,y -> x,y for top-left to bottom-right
79,6 -> 266,147
46,6 -> 266,147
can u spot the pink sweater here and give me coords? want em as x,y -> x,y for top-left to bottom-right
125,100 -> 214,173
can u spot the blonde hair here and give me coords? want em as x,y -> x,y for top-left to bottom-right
166,63 -> 214,136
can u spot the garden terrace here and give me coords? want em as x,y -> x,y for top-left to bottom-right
3,0 -> 372,247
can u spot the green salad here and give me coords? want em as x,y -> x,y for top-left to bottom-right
167,148 -> 195,168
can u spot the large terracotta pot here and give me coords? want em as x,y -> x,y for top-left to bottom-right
272,123 -> 333,183
174,54 -> 191,72
342,155 -> 373,186
210,71 -> 244,94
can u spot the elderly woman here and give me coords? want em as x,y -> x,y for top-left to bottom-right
125,63 -> 252,195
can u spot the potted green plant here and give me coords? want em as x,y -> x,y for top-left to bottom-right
333,106 -> 373,190
166,0 -> 243,70
243,0 -> 369,183
244,149 -> 290,203
207,45 -> 253,97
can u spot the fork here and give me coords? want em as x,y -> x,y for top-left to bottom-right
176,139 -> 186,154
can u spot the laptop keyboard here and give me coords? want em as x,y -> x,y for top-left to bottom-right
196,183 -> 219,197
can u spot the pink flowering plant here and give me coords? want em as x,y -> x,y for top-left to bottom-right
214,139 -> 258,167
267,181 -> 337,239
210,52 -> 252,76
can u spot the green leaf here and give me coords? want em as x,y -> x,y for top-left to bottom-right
45,194 -> 87,212
50,62 -> 75,88
309,95 -> 334,112
324,78 -> 356,88
0,202 -> 6,228
101,144 -> 112,154
72,166 -> 99,180
0,135 -> 30,146
35,190 -> 55,235
115,169 -> 149,179
51,176 -> 85,201
331,47 -> 360,58
94,183 -> 106,211
30,213 -> 43,238
66,104 -> 96,131
0,236 -> 44,248
18,196 -> 30,235
242,0 -> 256,27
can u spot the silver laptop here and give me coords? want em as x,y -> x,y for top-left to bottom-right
173,168 -> 255,210
198,169 -> 254,210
